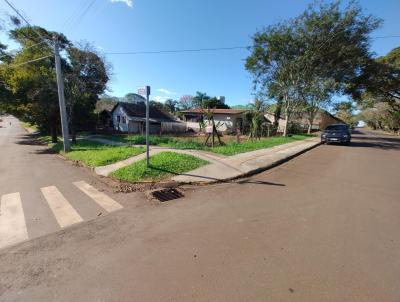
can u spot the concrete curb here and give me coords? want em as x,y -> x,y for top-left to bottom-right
172,141 -> 321,185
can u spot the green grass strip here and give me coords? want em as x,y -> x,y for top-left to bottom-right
111,151 -> 209,182
52,140 -> 145,167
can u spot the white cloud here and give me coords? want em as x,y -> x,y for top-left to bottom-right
152,96 -> 169,103
157,88 -> 177,95
110,0 -> 133,8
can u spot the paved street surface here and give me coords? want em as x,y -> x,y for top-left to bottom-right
1,117 -> 399,301
0,115 -> 142,249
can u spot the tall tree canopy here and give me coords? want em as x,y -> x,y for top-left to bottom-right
246,1 -> 381,135
0,25 -> 110,142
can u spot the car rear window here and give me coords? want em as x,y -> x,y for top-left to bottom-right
325,125 -> 348,130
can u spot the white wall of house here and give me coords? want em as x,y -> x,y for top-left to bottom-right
206,114 -> 239,132
112,104 -> 129,132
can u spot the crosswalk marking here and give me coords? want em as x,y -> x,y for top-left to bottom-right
40,186 -> 83,228
0,192 -> 28,248
73,181 -> 123,212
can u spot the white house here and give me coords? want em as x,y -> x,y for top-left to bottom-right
111,102 -> 183,134
180,108 -> 247,133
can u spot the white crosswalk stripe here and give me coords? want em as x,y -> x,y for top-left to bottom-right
40,186 -> 83,228
0,182 -> 124,249
0,192 -> 28,248
73,181 -> 123,212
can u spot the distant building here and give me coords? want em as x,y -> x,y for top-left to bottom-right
180,108 -> 247,133
111,102 -> 183,134
264,110 -> 345,133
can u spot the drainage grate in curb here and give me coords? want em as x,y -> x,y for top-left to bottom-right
151,188 -> 184,202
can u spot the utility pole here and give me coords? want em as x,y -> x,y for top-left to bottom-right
138,86 -> 151,167
53,37 -> 70,152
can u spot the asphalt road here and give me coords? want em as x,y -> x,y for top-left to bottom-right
0,115 -> 143,249
0,120 -> 399,302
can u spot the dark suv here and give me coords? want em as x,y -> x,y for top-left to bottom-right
321,124 -> 351,145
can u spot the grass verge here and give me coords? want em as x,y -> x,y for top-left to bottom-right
206,135 -> 311,155
52,140 -> 145,167
110,151 -> 209,182
97,134 -> 312,155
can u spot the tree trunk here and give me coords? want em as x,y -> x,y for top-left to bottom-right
283,117 -> 289,137
273,97 -> 283,135
71,124 -> 77,144
307,111 -> 316,135
50,119 -> 58,143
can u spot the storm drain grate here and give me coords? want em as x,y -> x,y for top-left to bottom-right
151,188 -> 184,202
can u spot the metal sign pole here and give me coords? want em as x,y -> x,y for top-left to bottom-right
138,86 -> 151,167
145,88 -> 150,167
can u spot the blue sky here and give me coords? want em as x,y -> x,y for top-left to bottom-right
0,0 -> 399,106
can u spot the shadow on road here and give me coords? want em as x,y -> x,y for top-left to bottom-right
15,134 -> 45,146
236,180 -> 286,186
14,134 -> 58,154
349,134 -> 400,151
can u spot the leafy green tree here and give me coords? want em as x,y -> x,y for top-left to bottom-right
192,92 -> 210,108
123,93 -> 145,104
65,44 -> 109,143
333,101 -> 357,126
347,47 -> 400,105
4,26 -> 70,142
164,99 -> 178,113
246,1 -> 381,136
202,97 -> 230,109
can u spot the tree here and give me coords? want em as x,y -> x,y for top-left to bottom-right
65,44 -> 109,143
123,93 -> 145,104
2,25 -> 110,143
202,97 -> 230,109
333,101 -> 357,126
347,47 -> 400,105
246,20 -> 307,136
246,1 -> 381,136
192,92 -> 210,108
4,26 -> 70,142
178,95 -> 194,110
246,99 -> 268,140
164,99 -> 178,113
302,78 -> 337,133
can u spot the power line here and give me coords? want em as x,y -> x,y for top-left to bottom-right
104,46 -> 249,55
69,0 -> 97,31
2,0 -> 47,43
8,55 -> 52,68
102,35 -> 399,56
373,35 -> 400,39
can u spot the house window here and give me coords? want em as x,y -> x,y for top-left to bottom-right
122,116 -> 126,124
117,115 -> 120,123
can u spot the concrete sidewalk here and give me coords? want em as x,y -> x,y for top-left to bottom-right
172,138 -> 320,183
94,146 -> 226,177
92,136 -> 320,184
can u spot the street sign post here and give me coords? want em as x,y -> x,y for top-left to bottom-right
138,86 -> 151,167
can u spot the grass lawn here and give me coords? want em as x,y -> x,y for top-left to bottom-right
52,140 -> 145,167
110,151 -> 209,182
206,135 -> 311,155
97,134 -> 313,155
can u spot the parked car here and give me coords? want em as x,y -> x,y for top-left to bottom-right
321,124 -> 351,145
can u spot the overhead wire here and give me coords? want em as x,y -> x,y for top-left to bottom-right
8,55 -> 52,68
2,0 -> 48,43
